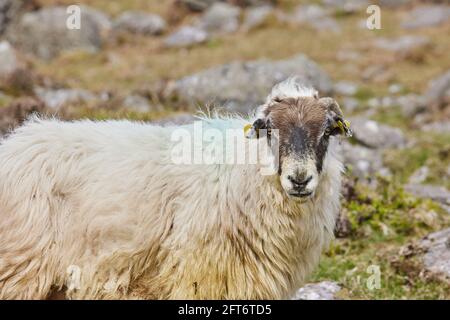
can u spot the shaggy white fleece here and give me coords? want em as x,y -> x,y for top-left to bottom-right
0,83 -> 343,300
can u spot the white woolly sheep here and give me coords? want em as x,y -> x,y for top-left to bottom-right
0,79 -> 351,299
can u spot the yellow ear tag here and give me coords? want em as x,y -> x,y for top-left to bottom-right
336,120 -> 345,134
335,119 -> 352,135
244,123 -> 252,135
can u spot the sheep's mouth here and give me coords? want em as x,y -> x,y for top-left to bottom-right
288,190 -> 313,198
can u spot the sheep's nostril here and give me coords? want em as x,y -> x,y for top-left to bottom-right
288,175 -> 312,187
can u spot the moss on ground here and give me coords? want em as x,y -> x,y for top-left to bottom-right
311,178 -> 450,299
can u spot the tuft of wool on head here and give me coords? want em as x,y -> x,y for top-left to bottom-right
266,77 -> 318,103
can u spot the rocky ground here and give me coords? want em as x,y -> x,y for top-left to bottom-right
1,0 -> 449,299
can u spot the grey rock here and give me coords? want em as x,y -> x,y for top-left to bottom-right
114,11 -> 166,36
425,69 -> 450,107
164,26 -> 209,48
80,5 -> 112,37
35,87 -> 97,110
419,228 -> 450,282
334,81 -> 358,96
396,94 -> 426,117
292,281 -> 341,300
197,2 -> 241,34
7,6 -> 103,60
404,184 -> 450,206
350,117 -> 406,149
373,35 -> 430,54
0,40 -> 18,76
340,141 -> 384,179
408,166 -> 429,184
287,4 -> 340,32
421,121 -> 450,134
122,95 -> 153,113
168,54 -> 333,113
402,5 -> 450,29
388,83 -> 403,95
365,96 -> 411,110
322,0 -> 369,14
242,5 -> 273,31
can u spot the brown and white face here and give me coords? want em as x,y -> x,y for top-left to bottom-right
248,95 -> 351,201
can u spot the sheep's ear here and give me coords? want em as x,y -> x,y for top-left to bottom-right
321,98 -> 353,137
245,118 -> 267,139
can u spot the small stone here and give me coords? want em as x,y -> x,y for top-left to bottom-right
373,35 -> 430,55
396,94 -> 426,117
288,4 -> 340,32
408,166 -> 429,184
122,95 -> 153,113
418,228 -> 450,282
350,117 -> 406,149
164,26 -> 209,48
292,281 -> 341,300
339,141 -> 384,179
80,5 -> 112,37
388,84 -> 403,95
0,40 -> 18,76
402,5 -> 450,29
425,69 -> 450,108
35,87 -> 97,110
114,11 -> 166,35
197,2 -> 241,34
404,184 -> 450,206
242,5 -> 273,31
421,122 -> 450,134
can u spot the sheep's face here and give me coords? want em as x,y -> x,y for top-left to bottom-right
248,96 -> 351,201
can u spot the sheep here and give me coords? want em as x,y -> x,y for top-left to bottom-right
0,78 -> 351,300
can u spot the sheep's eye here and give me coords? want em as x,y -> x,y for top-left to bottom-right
324,127 -> 332,136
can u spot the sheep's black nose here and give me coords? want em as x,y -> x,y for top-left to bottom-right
288,175 -> 312,190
